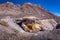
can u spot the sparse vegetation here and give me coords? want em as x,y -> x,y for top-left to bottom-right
0,21 -> 9,27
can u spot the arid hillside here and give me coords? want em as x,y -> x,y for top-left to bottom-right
0,2 -> 60,23
0,2 -> 60,40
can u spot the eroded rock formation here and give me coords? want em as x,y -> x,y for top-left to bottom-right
0,2 -> 60,40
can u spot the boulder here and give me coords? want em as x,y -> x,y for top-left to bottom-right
40,19 -> 57,31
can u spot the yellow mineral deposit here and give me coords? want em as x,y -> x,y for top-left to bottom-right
22,23 -> 31,32
22,23 -> 43,33
32,23 -> 43,32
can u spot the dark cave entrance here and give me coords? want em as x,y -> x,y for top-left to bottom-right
16,20 -> 25,30
15,18 -> 44,33
56,24 -> 60,29
15,19 -> 35,31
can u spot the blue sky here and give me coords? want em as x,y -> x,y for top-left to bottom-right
0,0 -> 60,16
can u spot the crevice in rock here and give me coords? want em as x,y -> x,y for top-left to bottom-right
56,24 -> 60,29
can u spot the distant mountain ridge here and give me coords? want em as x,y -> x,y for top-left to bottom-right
0,2 -> 60,23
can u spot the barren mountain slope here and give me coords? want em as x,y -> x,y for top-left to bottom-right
0,2 -> 60,23
0,2 -> 60,40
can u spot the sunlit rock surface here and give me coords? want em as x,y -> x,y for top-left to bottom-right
0,2 -> 59,23
0,2 -> 60,40
40,19 -> 57,30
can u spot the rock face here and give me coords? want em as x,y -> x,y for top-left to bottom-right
0,2 -> 60,23
40,19 -> 57,30
0,16 -> 59,40
0,2 -> 60,40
